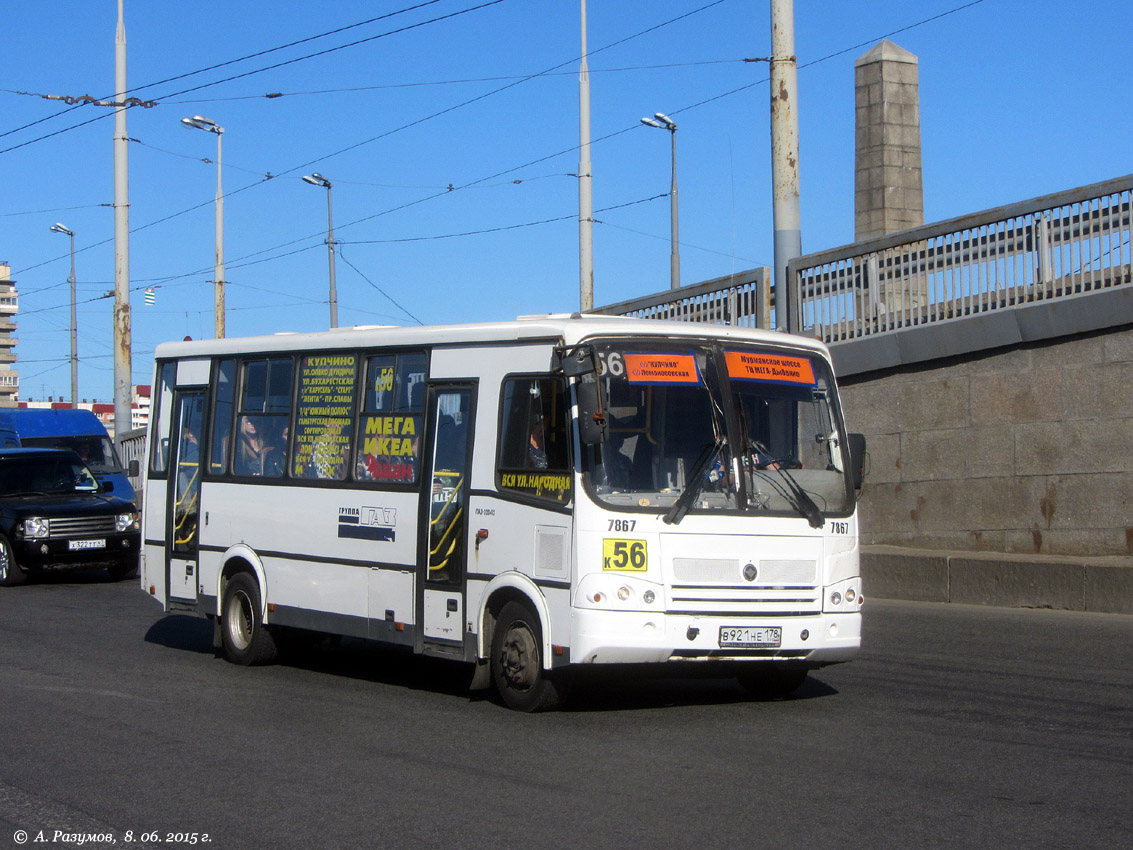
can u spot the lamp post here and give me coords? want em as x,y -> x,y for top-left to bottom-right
181,114 -> 226,338
49,223 -> 79,407
302,172 -> 339,328
641,112 -> 680,290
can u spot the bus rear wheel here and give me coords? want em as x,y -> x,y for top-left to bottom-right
221,572 -> 278,666
490,601 -> 567,712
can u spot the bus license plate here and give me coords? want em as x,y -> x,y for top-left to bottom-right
68,539 -> 106,551
719,626 -> 781,648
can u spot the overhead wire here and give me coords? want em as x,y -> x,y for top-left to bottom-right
0,0 -> 507,156
16,0 -> 730,290
13,0 -> 989,313
0,0 -> 450,142
150,0 -> 986,279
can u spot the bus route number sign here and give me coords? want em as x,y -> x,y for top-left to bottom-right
602,539 -> 648,572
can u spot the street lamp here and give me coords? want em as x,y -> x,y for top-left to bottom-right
301,172 -> 339,328
641,112 -> 680,290
181,114 -> 226,338
49,222 -> 79,407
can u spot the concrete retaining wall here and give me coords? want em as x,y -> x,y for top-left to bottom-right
839,323 -> 1133,558
862,545 -> 1133,614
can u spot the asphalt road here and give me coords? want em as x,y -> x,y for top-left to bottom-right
1,571 -> 1130,850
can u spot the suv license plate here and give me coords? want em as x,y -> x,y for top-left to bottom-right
719,626 -> 782,648
68,539 -> 106,551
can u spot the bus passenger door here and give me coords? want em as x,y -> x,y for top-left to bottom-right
417,384 -> 474,655
167,390 -> 205,603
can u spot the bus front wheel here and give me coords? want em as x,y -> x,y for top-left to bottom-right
490,601 -> 567,712
220,572 -> 278,666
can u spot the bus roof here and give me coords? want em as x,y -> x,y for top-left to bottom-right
151,315 -> 832,361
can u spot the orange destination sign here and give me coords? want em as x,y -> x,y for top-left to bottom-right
725,351 -> 816,385
624,353 -> 701,384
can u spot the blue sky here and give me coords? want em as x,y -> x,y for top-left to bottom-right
3,0 -> 1130,402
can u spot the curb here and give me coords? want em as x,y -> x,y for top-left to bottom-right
861,545 -> 1133,615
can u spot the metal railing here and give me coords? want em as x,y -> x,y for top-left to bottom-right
117,426 -> 147,496
592,266 -> 773,329
789,175 -> 1132,343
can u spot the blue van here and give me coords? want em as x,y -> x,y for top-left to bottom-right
0,409 -> 138,505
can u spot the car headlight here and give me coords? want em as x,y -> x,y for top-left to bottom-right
23,517 -> 50,539
116,512 -> 139,533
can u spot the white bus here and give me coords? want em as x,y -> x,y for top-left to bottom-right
141,315 -> 866,711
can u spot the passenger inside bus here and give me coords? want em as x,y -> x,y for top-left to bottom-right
527,415 -> 547,469
234,416 -> 263,475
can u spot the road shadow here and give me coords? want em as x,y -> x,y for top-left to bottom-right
282,640 -> 841,710
143,614 -> 215,655
282,636 -> 476,699
558,665 -> 839,712
139,615 -> 840,710
15,565 -> 131,586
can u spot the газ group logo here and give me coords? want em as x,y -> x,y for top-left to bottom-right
337,506 -> 396,541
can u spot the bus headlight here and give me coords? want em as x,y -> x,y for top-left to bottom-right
22,517 -> 49,539
823,578 -> 863,613
577,574 -> 661,609
116,512 -> 139,533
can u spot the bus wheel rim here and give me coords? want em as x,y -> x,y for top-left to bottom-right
499,622 -> 538,692
229,589 -> 254,650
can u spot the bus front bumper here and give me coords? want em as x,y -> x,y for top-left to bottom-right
570,608 -> 861,667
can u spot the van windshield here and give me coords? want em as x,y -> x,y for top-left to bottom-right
579,340 -> 854,520
20,436 -> 124,476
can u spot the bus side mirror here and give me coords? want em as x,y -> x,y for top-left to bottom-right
576,375 -> 609,446
848,433 -> 867,491
554,345 -> 609,445
128,459 -> 140,477
553,344 -> 597,378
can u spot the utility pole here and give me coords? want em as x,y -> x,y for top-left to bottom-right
770,0 -> 801,332
302,173 -> 338,328
641,113 -> 680,290
49,223 -> 78,406
113,0 -> 133,439
181,115 -> 226,338
578,0 -> 594,312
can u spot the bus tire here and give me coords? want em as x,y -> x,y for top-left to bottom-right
0,536 -> 28,587
736,665 -> 808,700
220,572 -> 278,666
490,601 -> 567,712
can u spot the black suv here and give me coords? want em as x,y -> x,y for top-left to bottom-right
0,448 -> 140,586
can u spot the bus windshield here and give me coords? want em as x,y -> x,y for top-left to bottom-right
581,340 -> 853,521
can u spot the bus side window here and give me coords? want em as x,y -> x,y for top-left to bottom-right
497,376 -> 570,503
210,359 -> 236,475
355,351 -> 427,485
236,358 -> 293,479
149,362 -> 176,476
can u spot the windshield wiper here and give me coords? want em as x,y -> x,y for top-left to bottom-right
750,441 -> 825,529
664,436 -> 726,525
